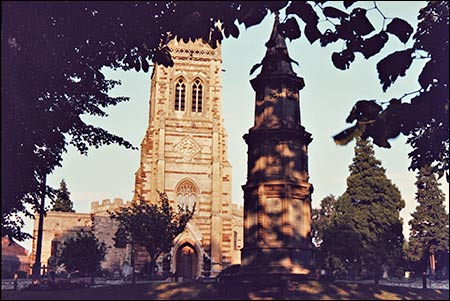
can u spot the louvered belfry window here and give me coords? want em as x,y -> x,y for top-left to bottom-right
191,79 -> 203,112
175,78 -> 186,111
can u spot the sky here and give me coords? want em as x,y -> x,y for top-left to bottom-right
20,1 -> 448,252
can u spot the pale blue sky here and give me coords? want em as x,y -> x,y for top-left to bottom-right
21,1 -> 448,252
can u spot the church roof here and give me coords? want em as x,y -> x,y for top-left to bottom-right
1,236 -> 28,257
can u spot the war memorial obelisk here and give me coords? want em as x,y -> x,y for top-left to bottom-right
239,13 -> 316,282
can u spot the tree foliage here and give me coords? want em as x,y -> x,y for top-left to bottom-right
51,179 -> 75,212
58,231 -> 106,277
321,220 -> 364,277
407,165 -> 449,267
332,2 -> 449,180
2,1 -> 447,241
312,194 -> 337,247
109,192 -> 194,277
321,138 -> 405,279
2,2 -> 137,240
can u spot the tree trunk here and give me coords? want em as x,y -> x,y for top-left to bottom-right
422,271 -> 427,289
429,252 -> 436,277
149,261 -> 154,278
149,255 -> 158,278
374,265 -> 380,285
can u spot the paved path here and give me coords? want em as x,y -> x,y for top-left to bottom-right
335,278 -> 449,290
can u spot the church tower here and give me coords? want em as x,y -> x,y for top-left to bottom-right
240,14 -> 316,279
133,38 -> 240,278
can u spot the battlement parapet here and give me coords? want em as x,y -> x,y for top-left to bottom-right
91,198 -> 130,213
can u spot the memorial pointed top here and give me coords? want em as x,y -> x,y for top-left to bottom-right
267,11 -> 287,52
252,11 -> 298,76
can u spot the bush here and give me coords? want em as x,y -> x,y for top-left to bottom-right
1,269 -> 14,279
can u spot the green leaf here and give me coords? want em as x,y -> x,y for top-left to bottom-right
224,22 -> 239,39
343,1 -> 357,9
286,1 -> 319,25
335,21 -> 354,40
323,7 -> 348,19
386,18 -> 413,43
278,17 -> 301,41
333,124 -> 365,145
350,8 -> 374,36
331,48 -> 355,70
377,48 -> 414,91
358,31 -> 389,59
134,60 -> 140,72
305,23 -> 322,44
240,7 -> 268,28
141,57 -> 149,73
320,29 -> 339,47
345,100 -> 382,123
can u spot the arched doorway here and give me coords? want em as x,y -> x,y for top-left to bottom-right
176,243 -> 198,279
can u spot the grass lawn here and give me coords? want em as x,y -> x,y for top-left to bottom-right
2,280 -> 449,300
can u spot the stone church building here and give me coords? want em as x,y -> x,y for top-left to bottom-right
29,38 -> 243,279
132,37 -> 243,277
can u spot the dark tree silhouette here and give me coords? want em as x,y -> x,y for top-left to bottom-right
51,179 -> 75,212
58,232 -> 106,285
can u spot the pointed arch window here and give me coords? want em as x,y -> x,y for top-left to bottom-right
176,180 -> 197,210
191,79 -> 203,113
175,78 -> 186,111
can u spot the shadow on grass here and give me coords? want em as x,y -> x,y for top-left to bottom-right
222,280 -> 449,300
2,280 -> 449,300
1,282 -> 222,301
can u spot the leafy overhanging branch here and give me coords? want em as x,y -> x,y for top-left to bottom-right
332,1 -> 448,179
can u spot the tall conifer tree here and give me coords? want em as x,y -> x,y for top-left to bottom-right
51,179 -> 75,212
408,165 -> 449,275
323,138 -> 405,280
